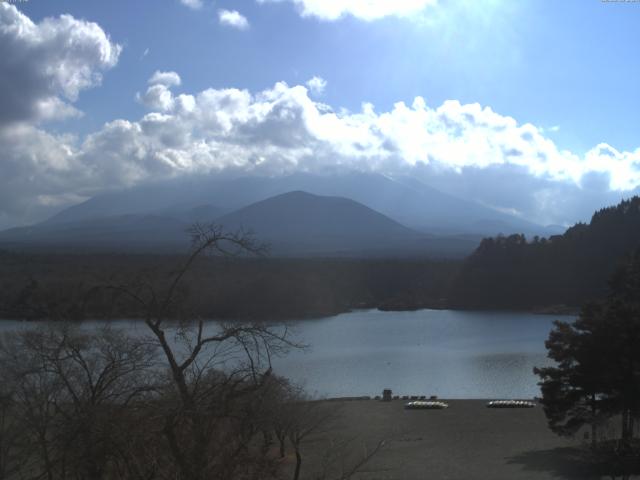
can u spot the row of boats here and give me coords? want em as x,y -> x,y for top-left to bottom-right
404,400 -> 536,410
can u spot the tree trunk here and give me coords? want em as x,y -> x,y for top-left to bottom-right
277,434 -> 286,458
261,430 -> 272,455
621,407 -> 630,446
293,447 -> 302,480
591,393 -> 597,449
39,433 -> 54,480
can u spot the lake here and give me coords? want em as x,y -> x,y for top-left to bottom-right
0,309 -> 571,399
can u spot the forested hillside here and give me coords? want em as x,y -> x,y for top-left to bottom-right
450,197 -> 640,310
0,252 -> 458,320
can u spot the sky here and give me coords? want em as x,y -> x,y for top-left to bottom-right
1,0 -> 639,229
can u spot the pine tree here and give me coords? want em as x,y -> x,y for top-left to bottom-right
535,248 -> 640,448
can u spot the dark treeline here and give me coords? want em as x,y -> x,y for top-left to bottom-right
0,251 -> 459,321
450,196 -> 640,310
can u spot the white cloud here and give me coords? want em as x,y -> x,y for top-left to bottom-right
4,63 -> 640,227
137,72 -> 191,112
0,124 -> 87,228
0,3 -> 121,126
75,80 -> 640,220
257,0 -> 438,21
179,0 -> 203,10
70,78 -> 640,192
306,76 -> 327,95
218,9 -> 250,29
148,70 -> 182,87
137,84 -> 175,111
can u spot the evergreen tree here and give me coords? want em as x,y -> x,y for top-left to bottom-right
452,196 -> 640,310
535,248 -> 640,448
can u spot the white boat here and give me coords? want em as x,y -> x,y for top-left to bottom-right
486,400 -> 535,408
404,401 -> 449,410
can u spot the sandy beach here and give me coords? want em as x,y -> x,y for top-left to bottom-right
295,399 -> 600,480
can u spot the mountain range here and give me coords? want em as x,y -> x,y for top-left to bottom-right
0,172 -> 563,257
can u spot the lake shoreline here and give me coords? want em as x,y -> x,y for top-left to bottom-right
0,303 -> 579,322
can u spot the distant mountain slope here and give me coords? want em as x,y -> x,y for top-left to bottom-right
0,215 -> 190,253
43,172 -> 551,237
215,191 -> 425,255
0,191 -> 479,257
162,204 -> 224,224
45,181 -> 229,225
324,173 -> 545,236
450,196 -> 640,309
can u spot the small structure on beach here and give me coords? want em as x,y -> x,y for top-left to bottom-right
382,389 -> 392,402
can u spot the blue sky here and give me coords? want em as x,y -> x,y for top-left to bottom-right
1,0 -> 640,228
19,0 -> 639,153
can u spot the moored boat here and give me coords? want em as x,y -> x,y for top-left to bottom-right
404,401 -> 449,410
486,400 -> 535,408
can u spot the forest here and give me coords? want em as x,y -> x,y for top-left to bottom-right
450,196 -> 640,311
3,197 -> 640,321
0,251 -> 458,321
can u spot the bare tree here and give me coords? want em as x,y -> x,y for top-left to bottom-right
101,224 -> 298,480
314,436 -> 387,480
0,325 -> 157,480
288,398 -> 336,480
284,399 -> 387,480
0,379 -> 27,480
0,224 -> 385,480
265,381 -> 386,480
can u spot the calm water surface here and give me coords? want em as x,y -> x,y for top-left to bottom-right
0,309 -> 572,399
273,309 -> 571,399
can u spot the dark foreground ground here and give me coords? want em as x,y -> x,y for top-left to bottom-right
293,399 -> 626,480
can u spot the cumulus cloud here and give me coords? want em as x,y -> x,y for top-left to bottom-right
306,76 -> 327,95
179,0 -> 203,10
4,65 -> 640,228
0,124 -> 87,228
48,77 -> 640,192
137,72 -> 194,113
257,0 -> 438,21
74,79 -> 640,225
0,3 -> 121,126
218,9 -> 250,29
148,70 -> 182,87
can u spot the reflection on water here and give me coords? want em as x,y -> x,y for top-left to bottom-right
0,309 -> 572,399
271,309 -> 570,399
